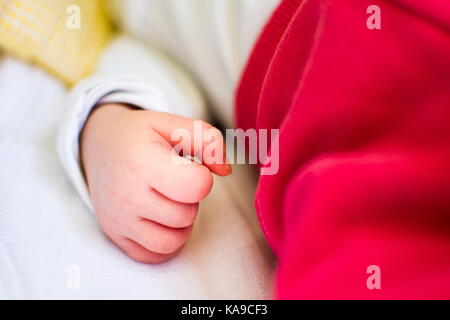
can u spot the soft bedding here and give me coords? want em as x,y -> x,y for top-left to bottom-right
0,56 -> 274,299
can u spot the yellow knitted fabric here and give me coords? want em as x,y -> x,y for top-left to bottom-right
0,0 -> 112,86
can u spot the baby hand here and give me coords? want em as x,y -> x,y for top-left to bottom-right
81,103 -> 231,263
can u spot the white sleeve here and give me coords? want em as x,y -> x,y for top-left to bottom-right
107,0 -> 279,126
58,35 -> 206,211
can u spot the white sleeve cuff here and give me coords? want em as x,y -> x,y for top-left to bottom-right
57,76 -> 174,211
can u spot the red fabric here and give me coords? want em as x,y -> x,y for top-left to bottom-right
236,0 -> 450,299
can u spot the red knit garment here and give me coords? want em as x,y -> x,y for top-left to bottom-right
236,0 -> 450,299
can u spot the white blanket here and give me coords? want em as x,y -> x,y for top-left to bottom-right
0,56 -> 274,299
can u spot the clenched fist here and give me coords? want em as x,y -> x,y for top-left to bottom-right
81,103 -> 231,264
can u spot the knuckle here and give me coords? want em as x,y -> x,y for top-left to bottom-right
178,167 -> 213,203
174,204 -> 199,228
192,169 -> 213,201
